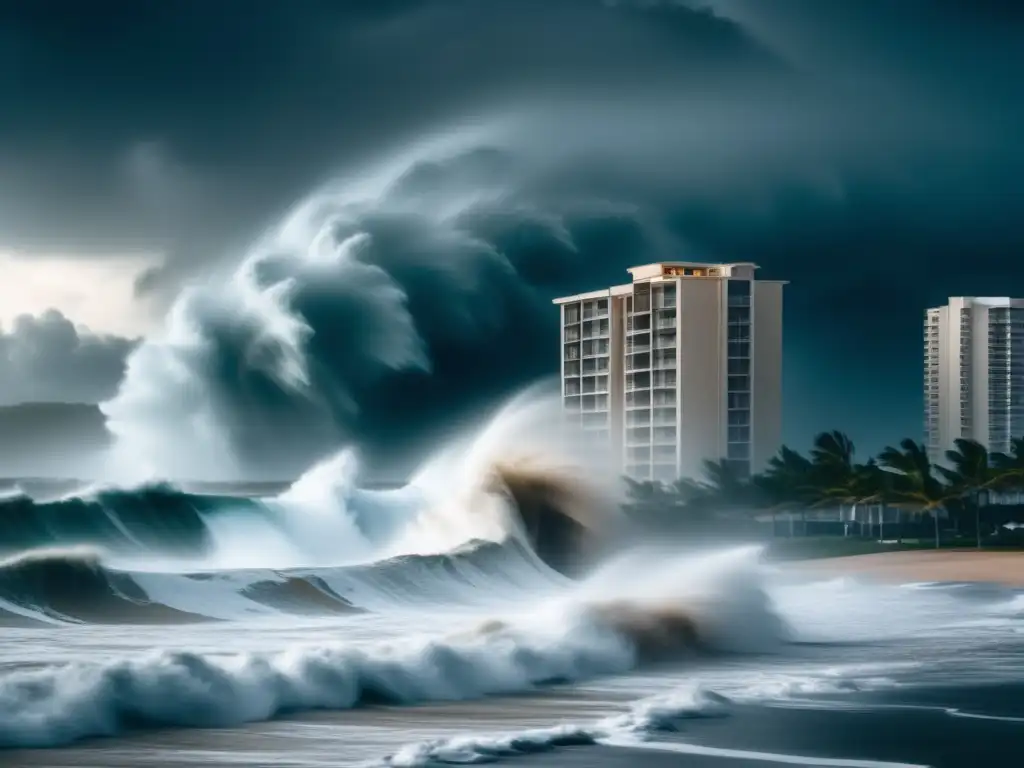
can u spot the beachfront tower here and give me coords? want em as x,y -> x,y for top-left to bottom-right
925,297 -> 1024,463
553,262 -> 786,483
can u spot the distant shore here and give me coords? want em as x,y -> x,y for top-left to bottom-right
791,549 -> 1024,587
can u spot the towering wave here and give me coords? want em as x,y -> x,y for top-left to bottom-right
2,389 -> 621,574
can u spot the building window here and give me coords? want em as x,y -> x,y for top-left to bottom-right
728,324 -> 751,341
727,442 -> 751,460
728,425 -> 751,443
728,341 -> 750,358
633,283 -> 651,313
728,409 -> 750,426
728,392 -> 751,409
727,279 -> 751,306
728,374 -> 750,391
728,358 -> 751,376
653,283 -> 677,309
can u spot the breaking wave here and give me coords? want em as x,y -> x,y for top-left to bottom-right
0,538 -> 567,626
0,390 -> 619,574
0,544 -> 785,748
0,390 -> 791,749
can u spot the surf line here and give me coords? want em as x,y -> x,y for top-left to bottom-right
600,737 -> 931,768
769,698 -> 1024,725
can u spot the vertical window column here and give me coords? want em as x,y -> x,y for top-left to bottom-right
726,280 -> 752,478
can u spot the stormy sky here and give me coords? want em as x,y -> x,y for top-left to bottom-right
1,0 -> 1022,477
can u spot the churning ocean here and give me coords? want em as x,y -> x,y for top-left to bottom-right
0,396 -> 1021,768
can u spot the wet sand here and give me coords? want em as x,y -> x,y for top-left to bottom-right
794,549 -> 1024,586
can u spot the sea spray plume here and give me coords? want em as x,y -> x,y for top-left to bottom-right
98,74 -> 916,482
570,545 -> 791,654
483,457 -> 622,578
95,7 -> 817,485
2,388 -> 619,573
101,211 -> 431,481
388,386 -> 626,573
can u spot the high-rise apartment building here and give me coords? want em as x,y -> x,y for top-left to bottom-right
925,297 -> 1024,462
554,262 -> 785,482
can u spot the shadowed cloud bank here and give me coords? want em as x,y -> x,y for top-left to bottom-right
0,0 -> 1020,477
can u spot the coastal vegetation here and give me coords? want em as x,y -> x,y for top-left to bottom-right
624,433 -> 1024,549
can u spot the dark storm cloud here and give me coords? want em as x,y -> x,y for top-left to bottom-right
0,0 -> 770,264
0,311 -> 136,405
2,0 -> 1022,476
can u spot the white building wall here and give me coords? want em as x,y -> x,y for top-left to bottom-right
555,262 -> 785,483
926,297 -> 1024,463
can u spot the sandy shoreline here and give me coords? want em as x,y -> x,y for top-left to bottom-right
794,549 -> 1024,586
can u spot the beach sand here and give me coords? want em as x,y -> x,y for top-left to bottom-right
793,549 -> 1024,586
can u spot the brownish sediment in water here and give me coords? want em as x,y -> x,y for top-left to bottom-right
464,600 -> 706,665
485,457 -> 623,578
791,550 -> 1024,586
584,600 -> 706,663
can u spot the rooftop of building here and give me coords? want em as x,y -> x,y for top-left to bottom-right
552,261 -> 785,305
930,296 -> 1024,309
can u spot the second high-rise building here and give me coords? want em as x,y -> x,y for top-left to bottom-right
925,297 -> 1024,463
554,262 -> 785,482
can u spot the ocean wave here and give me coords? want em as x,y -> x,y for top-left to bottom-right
0,538 -> 564,625
0,600 -> 656,748
0,393 -> 620,584
0,484 -> 231,558
0,545 -> 785,748
0,548 -> 207,625
380,685 -> 729,767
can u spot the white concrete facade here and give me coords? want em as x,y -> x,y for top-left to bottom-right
925,297 -> 1024,462
555,262 -> 786,482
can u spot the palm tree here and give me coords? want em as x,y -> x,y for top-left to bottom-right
809,431 -> 860,535
700,458 -> 752,515
667,476 -> 717,526
753,446 -> 814,537
936,438 -> 995,549
623,477 -> 677,529
818,459 -> 890,540
877,439 -> 952,549
992,437 -> 1024,491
